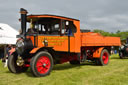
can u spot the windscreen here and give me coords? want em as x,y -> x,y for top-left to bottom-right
27,18 -> 61,35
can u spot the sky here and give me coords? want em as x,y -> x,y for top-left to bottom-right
0,0 -> 128,32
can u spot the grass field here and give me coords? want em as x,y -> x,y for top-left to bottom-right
0,54 -> 128,85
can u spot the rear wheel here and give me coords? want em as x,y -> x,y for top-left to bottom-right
30,51 -> 53,77
95,49 -> 109,66
7,53 -> 28,73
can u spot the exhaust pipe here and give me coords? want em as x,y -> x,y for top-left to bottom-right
20,8 -> 28,35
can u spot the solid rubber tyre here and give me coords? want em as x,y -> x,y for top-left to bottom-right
7,53 -> 28,73
30,51 -> 53,77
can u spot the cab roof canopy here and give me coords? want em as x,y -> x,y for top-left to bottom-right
27,14 -> 80,22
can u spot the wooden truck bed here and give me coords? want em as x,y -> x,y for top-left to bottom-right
81,32 -> 121,46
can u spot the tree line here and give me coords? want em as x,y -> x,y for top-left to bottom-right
93,29 -> 128,40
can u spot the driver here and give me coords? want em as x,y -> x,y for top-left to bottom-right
65,21 -> 72,36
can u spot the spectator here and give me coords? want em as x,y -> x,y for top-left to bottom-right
111,46 -> 114,54
0,47 -> 4,60
4,45 -> 11,67
9,46 -> 16,55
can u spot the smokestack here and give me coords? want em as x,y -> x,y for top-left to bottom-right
20,8 -> 28,35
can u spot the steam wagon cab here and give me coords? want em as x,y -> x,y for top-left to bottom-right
7,8 -> 121,77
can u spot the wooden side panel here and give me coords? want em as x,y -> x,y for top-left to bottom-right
104,37 -> 121,46
81,32 -> 121,46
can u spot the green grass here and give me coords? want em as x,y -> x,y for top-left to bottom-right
0,54 -> 128,85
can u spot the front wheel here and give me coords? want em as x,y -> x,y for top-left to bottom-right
7,53 -> 28,73
30,51 -> 53,77
95,49 -> 109,66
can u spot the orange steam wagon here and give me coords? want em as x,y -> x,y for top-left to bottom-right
8,8 -> 121,77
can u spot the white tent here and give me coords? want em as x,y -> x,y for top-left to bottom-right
0,23 -> 19,44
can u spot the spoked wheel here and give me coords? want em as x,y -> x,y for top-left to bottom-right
95,49 -> 109,66
30,51 -> 53,77
7,52 -> 28,73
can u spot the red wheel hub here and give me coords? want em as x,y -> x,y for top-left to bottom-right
36,56 -> 51,74
102,52 -> 108,64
